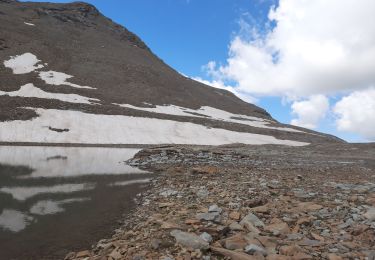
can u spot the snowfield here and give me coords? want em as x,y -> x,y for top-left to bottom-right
4,52 -> 96,89
3,53 -> 44,74
1,53 -> 307,145
0,83 -> 98,104
2,53 -> 98,104
119,104 -> 303,133
39,71 -> 95,89
0,108 -> 309,146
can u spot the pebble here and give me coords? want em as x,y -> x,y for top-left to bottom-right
229,221 -> 244,231
196,188 -> 209,198
199,232 -> 213,243
245,244 -> 267,256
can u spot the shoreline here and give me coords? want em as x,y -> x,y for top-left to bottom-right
66,144 -> 375,259
0,142 -> 162,148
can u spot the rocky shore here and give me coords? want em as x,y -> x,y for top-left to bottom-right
66,143 -> 375,260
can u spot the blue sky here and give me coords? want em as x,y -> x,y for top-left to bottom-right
23,0 -> 375,142
45,0 -> 274,76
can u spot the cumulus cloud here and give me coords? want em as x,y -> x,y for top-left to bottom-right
199,0 -> 375,139
290,95 -> 329,129
333,87 -> 375,141
207,0 -> 375,97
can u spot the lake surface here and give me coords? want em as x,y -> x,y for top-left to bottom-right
0,146 -> 152,260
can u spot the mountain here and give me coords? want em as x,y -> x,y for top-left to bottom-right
0,0 -> 343,146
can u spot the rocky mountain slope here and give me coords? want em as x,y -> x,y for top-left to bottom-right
0,0 -> 342,145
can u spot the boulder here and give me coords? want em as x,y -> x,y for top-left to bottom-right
170,230 -> 209,250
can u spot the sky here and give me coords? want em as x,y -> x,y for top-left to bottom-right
24,0 -> 375,142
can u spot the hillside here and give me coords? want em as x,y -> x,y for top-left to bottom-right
0,0 -> 342,145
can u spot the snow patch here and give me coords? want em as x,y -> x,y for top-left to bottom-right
118,104 -> 303,133
3,53 -> 96,89
120,104 -> 200,117
24,22 -> 35,26
0,83 -> 98,104
39,71 -> 96,89
0,108 -> 309,146
3,53 -> 44,74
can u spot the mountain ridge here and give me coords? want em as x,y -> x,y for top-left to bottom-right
0,0 -> 344,145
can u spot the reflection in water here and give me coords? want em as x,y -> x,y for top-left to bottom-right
0,145 -> 152,260
109,178 -> 151,187
0,183 -> 95,201
30,200 -> 64,216
30,198 -> 90,216
0,209 -> 34,232
0,146 -> 146,178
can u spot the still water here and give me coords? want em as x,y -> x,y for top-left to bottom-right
0,146 -> 152,260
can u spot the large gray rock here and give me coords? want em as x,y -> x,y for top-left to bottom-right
170,230 -> 209,250
199,232 -> 213,243
229,221 -> 244,231
196,212 -> 221,223
240,213 -> 265,228
159,189 -> 178,197
196,187 -> 209,198
208,204 -> 222,213
363,207 -> 375,221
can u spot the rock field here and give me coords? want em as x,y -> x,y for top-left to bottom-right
67,143 -> 375,260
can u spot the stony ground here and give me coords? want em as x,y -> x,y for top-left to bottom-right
67,143 -> 375,260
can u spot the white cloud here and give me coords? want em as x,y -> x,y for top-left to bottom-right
199,0 -> 375,139
207,0 -> 375,97
290,95 -> 329,129
333,87 -> 375,141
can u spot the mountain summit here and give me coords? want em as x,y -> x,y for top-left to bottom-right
0,0 -> 342,145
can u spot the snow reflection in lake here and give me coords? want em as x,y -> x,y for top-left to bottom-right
0,145 -> 152,259
0,146 -> 146,178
